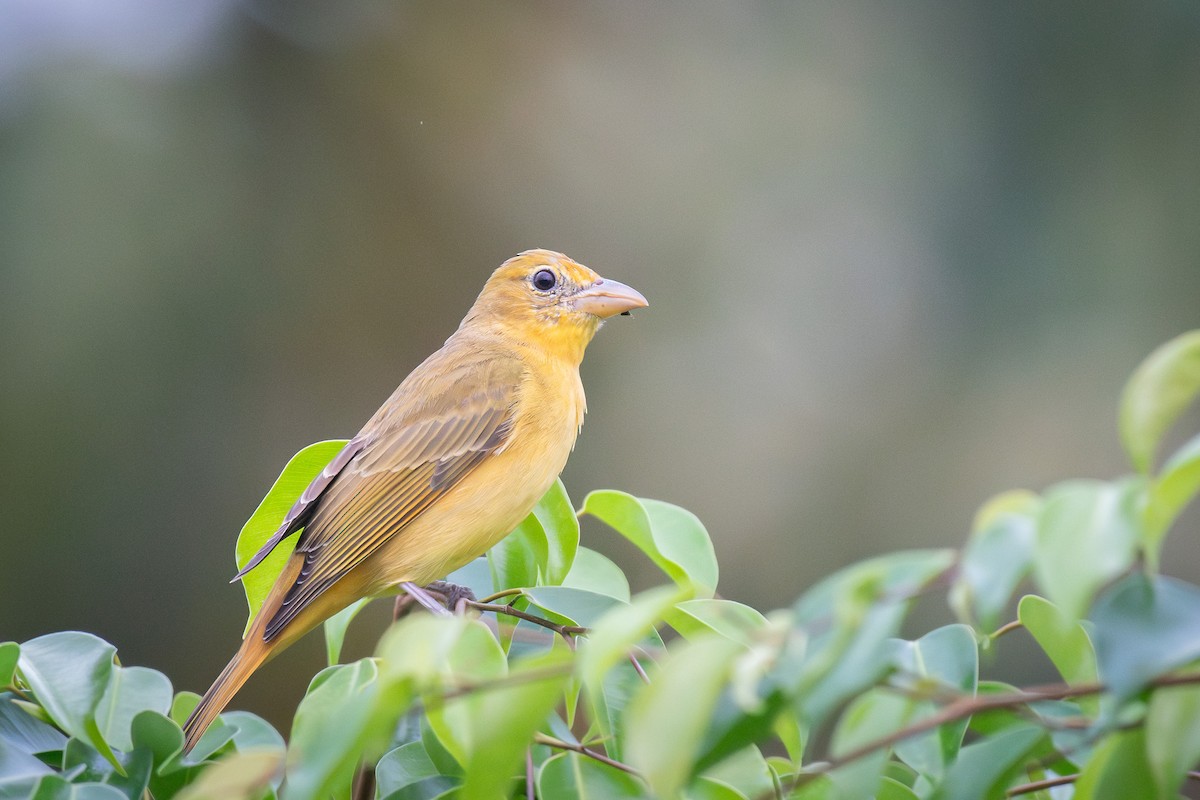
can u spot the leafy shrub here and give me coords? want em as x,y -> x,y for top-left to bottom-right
3,331 -> 1200,800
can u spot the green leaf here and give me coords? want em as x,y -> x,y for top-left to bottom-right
235,439 -> 349,633
877,777 -> 920,800
0,645 -> 17,689
1120,329 -> 1200,474
1073,728 -> 1158,800
0,693 -> 67,755
1017,595 -> 1098,713
286,656 -> 415,800
17,633 -> 120,770
490,479 -> 579,591
524,587 -> 625,628
1143,432 -> 1200,555
562,547 -> 631,602
96,666 -> 172,752
578,586 -> 688,695
928,724 -> 1045,800
537,752 -> 647,799
0,737 -> 53,783
221,710 -> 286,756
890,624 -> 978,779
175,749 -> 283,800
826,689 -> 917,799
698,745 -> 774,799
377,742 -> 456,798
949,491 -> 1039,632
787,550 -> 955,730
61,739 -> 153,798
457,649 -> 572,800
324,597 -> 371,666
1090,573 -> 1200,703
1031,480 -> 1142,621
1145,680 -> 1200,799
667,600 -> 768,646
625,635 -> 745,798
25,776 -> 128,800
581,491 -> 718,598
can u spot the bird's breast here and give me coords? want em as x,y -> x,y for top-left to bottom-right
366,360 -> 585,588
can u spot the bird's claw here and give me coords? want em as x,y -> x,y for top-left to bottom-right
425,580 -> 477,614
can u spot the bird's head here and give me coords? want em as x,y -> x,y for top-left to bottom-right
462,249 -> 647,363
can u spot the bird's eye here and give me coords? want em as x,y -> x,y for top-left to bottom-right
531,269 -> 558,292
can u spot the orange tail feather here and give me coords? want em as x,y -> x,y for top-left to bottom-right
182,636 -> 270,752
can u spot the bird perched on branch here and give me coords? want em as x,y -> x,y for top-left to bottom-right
183,250 -> 647,750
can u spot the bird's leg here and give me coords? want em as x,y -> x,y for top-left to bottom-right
424,580 -> 477,615
399,581 -> 452,617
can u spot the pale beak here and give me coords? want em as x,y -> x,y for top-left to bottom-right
573,277 -> 648,319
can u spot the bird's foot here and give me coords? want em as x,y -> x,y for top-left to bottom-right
395,581 -> 476,617
425,581 -> 477,615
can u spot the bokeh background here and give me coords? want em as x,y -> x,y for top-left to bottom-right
3,1 -> 1200,730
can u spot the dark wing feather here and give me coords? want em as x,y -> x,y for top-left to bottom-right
262,350 -> 523,641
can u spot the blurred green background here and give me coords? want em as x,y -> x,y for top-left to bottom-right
3,1 -> 1199,730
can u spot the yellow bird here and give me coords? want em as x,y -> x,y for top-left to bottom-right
183,250 -> 646,750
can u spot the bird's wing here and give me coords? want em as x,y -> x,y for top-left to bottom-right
233,436 -> 368,581
262,350 -> 524,640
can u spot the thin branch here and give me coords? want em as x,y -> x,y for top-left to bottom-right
467,600 -> 588,637
533,733 -> 641,777
526,748 -> 536,799
481,588 -> 526,604
791,671 -> 1200,790
1007,773 -> 1076,796
990,619 -> 1023,639
628,653 -> 650,684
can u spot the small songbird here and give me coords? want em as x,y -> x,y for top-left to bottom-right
182,250 -> 646,750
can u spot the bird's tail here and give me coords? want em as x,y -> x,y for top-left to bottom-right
182,634 -> 270,752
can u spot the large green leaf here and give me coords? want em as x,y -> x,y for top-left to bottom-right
561,548 -> 631,602
1143,432 -> 1200,557
523,587 -> 625,628
16,633 -> 119,770
825,689 -> 916,799
175,749 -> 282,800
1145,680 -> 1200,799
581,491 -> 718,598
323,598 -> 371,666
376,742 -> 457,798
489,478 -> 579,591
537,752 -> 646,799
667,600 -> 768,646
286,660 -> 396,800
235,439 -> 349,633
1031,480 -> 1142,621
456,649 -> 572,800
624,635 -> 745,798
890,624 -> 978,779
422,625 -> 509,767
23,776 -> 127,800
95,666 -> 172,752
1090,574 -> 1200,703
787,550 -> 955,730
949,491 -> 1039,632
1120,329 -> 1200,474
0,693 -> 67,756
0,737 -> 53,784
578,586 -> 687,695
928,724 -> 1045,800
0,645 -> 17,690
1073,728 -> 1159,800
1017,595 -> 1098,714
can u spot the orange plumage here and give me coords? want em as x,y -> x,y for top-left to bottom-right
183,250 -> 646,750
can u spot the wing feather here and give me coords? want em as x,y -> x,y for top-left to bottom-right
261,349 -> 524,641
